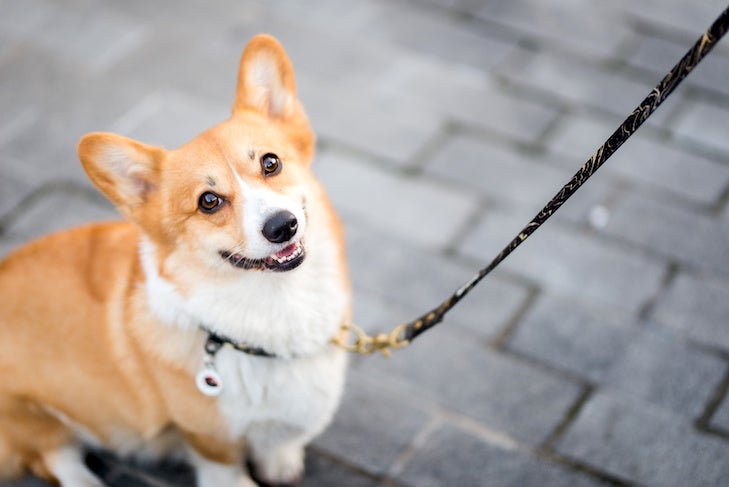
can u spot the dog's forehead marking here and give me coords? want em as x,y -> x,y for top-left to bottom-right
206,176 -> 216,187
226,162 -> 252,193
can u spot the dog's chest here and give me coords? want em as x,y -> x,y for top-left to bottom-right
212,348 -> 346,438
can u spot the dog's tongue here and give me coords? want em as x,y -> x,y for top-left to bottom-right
276,243 -> 298,259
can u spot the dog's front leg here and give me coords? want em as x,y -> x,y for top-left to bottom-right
185,433 -> 255,487
246,422 -> 309,486
44,445 -> 106,487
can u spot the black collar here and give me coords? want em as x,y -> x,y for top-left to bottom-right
201,326 -> 278,359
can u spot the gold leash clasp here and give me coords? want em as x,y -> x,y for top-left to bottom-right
333,323 -> 410,358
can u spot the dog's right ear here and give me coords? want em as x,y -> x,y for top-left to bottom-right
78,133 -> 164,220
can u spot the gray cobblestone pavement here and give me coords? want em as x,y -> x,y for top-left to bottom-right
1,0 -> 728,486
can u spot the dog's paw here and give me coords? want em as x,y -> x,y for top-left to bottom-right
235,475 -> 259,487
190,450 -> 257,487
251,445 -> 304,486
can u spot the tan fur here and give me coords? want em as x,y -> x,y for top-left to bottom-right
0,34 -> 349,485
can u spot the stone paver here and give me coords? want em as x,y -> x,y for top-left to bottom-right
366,4 -> 520,72
1,187 -> 117,241
474,0 -> 631,59
499,50 -> 652,118
603,326 -> 727,418
711,394 -> 729,434
652,272 -> 729,350
557,391 -> 729,487
459,212 -> 668,313
506,295 -> 638,383
424,133 -> 571,209
548,114 -> 729,206
316,148 -> 479,250
614,0 -> 729,35
112,91 -> 229,149
627,34 -> 729,99
2,0 -> 729,486
356,324 -> 583,445
398,423 -> 607,487
602,191 -> 729,276
0,154 -> 35,218
674,99 -> 729,155
373,58 -> 560,146
313,371 -> 432,476
27,5 -> 145,74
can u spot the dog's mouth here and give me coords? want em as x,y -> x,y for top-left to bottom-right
220,241 -> 305,272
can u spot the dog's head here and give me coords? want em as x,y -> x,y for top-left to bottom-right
79,35 -> 318,276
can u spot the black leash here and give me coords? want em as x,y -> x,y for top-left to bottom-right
335,4 -> 729,356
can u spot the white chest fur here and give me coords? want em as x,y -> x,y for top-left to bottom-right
213,346 -> 347,440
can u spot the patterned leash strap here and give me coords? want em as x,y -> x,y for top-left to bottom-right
335,4 -> 729,357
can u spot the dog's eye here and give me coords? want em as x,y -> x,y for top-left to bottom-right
260,153 -> 281,177
198,192 -> 223,213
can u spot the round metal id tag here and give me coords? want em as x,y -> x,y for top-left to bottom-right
196,363 -> 223,397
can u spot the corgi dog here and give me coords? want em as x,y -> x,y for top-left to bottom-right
0,34 -> 350,487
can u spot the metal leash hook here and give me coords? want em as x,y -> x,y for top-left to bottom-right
334,323 -> 410,357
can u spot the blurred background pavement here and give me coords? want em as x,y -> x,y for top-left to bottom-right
1,0 -> 729,485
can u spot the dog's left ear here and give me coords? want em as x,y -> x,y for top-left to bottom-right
233,34 -> 298,119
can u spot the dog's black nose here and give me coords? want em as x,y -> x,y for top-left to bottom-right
262,210 -> 298,243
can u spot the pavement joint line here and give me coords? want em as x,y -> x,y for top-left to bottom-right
347,364 -> 587,464
492,73 -> 569,116
392,0 -> 526,46
442,117 -> 563,172
495,75 -> 635,123
622,55 -> 729,104
698,426 -> 729,442
695,363 -> 729,431
468,10 -> 615,62
429,394 -> 636,487
638,261 -> 679,323
425,391 -> 639,487
630,15 -> 729,55
496,343 -> 593,393
671,134 -> 729,167
609,34 -> 643,69
667,89 -> 729,162
436,411 -> 524,452
306,445 -> 403,486
530,105 -> 571,152
595,226 -> 729,282
681,331 -> 729,363
89,25 -> 147,76
384,416 -> 443,479
110,91 -> 163,135
441,197 -> 492,258
541,385 -> 595,451
389,405 -> 633,485
315,136 -> 406,172
717,183 -> 729,215
630,180 -> 727,216
0,180 -> 110,233
447,250 -> 542,295
0,107 -> 38,148
533,449 -> 637,487
491,285 -> 542,350
661,88 -> 701,133
404,120 -> 453,174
